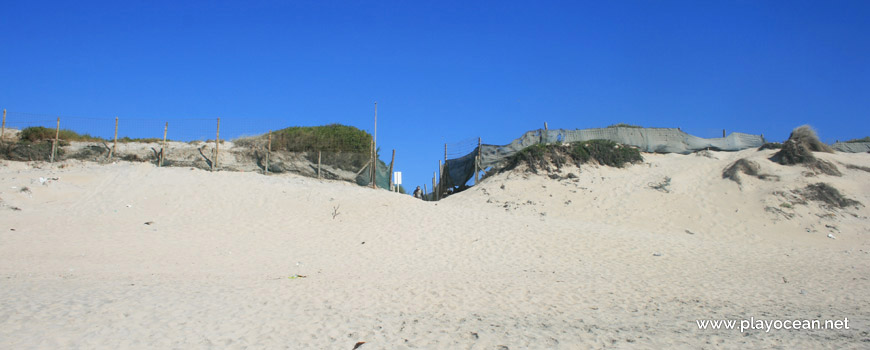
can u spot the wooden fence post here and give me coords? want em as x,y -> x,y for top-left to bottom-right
475,137 -> 481,185
474,156 -> 479,185
722,129 -> 726,138
544,122 -> 548,143
370,139 -> 376,188
373,101 -> 377,185
388,149 -> 395,190
432,172 -> 437,201
317,151 -> 322,179
213,117 -> 220,171
265,130 -> 272,174
50,117 -> 60,163
160,122 -> 168,167
438,160 -> 442,200
1,109 -> 6,143
111,116 -> 118,159
423,184 -> 428,201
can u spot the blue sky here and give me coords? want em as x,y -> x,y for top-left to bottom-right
2,1 -> 868,190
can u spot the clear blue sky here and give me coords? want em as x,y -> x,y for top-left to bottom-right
2,1 -> 868,190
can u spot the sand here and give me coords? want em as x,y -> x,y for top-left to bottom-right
1,149 -> 869,349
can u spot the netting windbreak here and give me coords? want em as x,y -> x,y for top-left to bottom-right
443,151 -> 478,191
0,111 -> 391,189
833,142 -> 870,153
441,127 -> 766,190
355,159 -> 391,190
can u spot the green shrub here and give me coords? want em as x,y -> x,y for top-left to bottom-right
570,140 -> 643,167
606,123 -> 643,128
271,124 -> 372,153
505,139 -> 642,172
19,126 -> 104,142
118,137 -> 164,143
504,144 -> 567,173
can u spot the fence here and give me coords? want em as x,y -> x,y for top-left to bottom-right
425,126 -> 767,200
0,109 -> 395,190
832,141 -> 870,153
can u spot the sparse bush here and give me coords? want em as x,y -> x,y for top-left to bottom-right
121,154 -> 146,161
312,151 -> 371,172
68,145 -> 108,160
0,141 -> 61,161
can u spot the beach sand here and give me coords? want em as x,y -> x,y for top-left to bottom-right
1,149 -> 868,349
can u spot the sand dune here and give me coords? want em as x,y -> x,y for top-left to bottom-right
1,149 -> 869,349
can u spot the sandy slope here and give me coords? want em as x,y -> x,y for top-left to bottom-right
0,149 -> 869,349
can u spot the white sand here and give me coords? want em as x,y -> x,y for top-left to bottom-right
1,149 -> 868,349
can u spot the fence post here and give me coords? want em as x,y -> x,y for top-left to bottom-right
213,117 -> 220,171
543,122 -> 548,143
265,130 -> 272,174
432,172 -> 437,201
438,161 -> 443,200
722,129 -> 726,138
370,139 -> 376,188
160,122 -> 168,167
317,151 -> 322,179
474,156 -> 479,185
388,149 -> 395,190
50,117 -> 60,163
475,137 -> 481,185
111,116 -> 118,159
371,102 -> 377,189
1,109 -> 6,143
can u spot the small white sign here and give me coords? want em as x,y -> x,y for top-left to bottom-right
394,171 -> 402,185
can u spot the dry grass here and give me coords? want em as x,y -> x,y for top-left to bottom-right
800,183 -> 862,209
722,159 -> 779,184
771,125 -> 840,176
758,142 -> 782,150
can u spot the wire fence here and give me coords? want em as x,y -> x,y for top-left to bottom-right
0,110 -> 396,191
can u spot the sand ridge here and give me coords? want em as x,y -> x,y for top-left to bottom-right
1,150 -> 869,349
